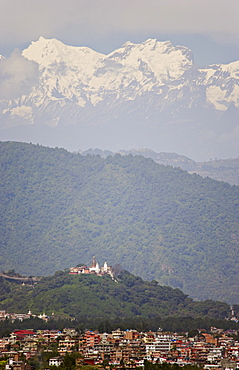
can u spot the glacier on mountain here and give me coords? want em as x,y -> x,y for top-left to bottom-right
0,37 -> 238,161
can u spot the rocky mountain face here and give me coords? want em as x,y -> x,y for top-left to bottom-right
0,37 -> 239,161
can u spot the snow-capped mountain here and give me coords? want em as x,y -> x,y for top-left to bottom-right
0,37 -> 238,160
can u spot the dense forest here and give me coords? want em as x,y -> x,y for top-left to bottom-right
82,148 -> 239,186
0,141 -> 239,303
0,269 -> 233,322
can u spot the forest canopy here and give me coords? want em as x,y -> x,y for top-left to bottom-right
0,141 -> 239,303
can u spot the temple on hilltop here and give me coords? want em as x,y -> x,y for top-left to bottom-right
69,256 -> 115,280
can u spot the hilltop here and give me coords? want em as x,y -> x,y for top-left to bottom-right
0,268 -> 231,321
0,141 -> 239,303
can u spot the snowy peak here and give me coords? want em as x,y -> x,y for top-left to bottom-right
19,37 -> 196,108
23,37 -> 193,81
1,37 -> 239,160
199,60 -> 239,110
22,37 -> 106,105
23,36 -> 104,69
107,39 -> 193,80
5,37 -> 238,111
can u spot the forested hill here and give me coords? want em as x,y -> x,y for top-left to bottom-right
1,141 -> 239,303
0,269 -> 231,322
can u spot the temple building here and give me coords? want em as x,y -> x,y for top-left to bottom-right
69,257 -> 115,280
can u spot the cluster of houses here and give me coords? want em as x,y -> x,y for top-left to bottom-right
1,326 -> 239,370
0,310 -> 57,323
69,256 -> 116,280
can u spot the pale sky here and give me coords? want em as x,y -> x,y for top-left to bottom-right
0,0 -> 239,66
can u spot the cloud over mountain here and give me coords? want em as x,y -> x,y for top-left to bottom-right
0,49 -> 39,99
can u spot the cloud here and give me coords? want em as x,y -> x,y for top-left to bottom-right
0,49 -> 39,99
1,0 -> 238,46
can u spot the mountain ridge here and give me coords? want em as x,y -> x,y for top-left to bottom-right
80,148 -> 239,186
0,37 -> 239,160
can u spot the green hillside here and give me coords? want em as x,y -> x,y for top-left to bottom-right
81,148 -> 239,186
0,270 -> 230,321
0,141 -> 239,303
